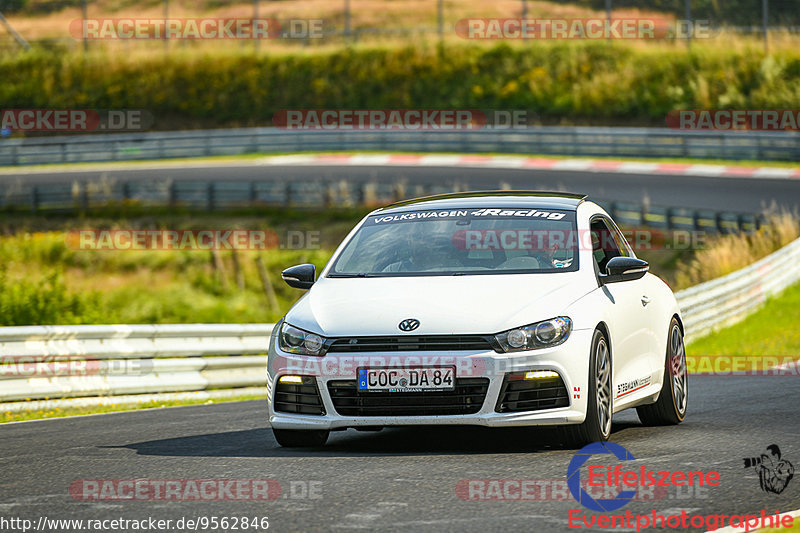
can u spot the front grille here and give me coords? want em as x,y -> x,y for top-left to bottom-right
274,376 -> 325,416
327,378 -> 489,416
327,335 -> 493,353
496,372 -> 569,413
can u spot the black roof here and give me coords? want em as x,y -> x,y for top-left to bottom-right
378,190 -> 587,213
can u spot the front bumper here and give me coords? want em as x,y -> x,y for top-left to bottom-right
267,328 -> 593,430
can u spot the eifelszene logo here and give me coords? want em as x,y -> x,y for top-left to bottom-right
567,442 -> 721,512
568,442 -> 637,512
743,445 -> 794,494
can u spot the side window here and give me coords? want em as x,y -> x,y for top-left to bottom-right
607,220 -> 634,258
590,218 -> 622,273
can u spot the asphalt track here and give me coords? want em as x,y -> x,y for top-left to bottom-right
1,162 -> 799,533
2,162 -> 800,214
1,376 -> 799,533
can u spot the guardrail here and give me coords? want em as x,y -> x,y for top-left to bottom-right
676,235 -> 800,344
2,127 -> 800,166
2,236 -> 799,410
0,324 -> 271,403
0,172 -> 767,235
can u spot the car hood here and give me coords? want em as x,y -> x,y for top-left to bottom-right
284,272 -> 591,336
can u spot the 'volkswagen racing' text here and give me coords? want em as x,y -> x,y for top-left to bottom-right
372,209 -> 567,224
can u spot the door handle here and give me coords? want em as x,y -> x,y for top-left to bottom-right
641,296 -> 651,306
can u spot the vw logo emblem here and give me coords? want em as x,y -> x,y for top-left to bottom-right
398,318 -> 420,332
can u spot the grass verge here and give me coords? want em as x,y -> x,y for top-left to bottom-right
2,151 -> 799,176
687,279 -> 800,372
0,209 -> 367,325
1,393 -> 267,424
758,517 -> 800,532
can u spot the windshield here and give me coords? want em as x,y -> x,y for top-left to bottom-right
330,207 -> 579,277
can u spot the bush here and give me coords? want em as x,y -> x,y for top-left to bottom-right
0,0 -> 29,14
0,268 -> 106,325
2,42 -> 800,128
676,211 -> 800,288
0,228 -> 333,325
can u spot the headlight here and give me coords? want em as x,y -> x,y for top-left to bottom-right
494,317 -> 572,353
278,323 -> 328,356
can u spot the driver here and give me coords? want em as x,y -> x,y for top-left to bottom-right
382,222 -> 455,272
528,229 -> 571,269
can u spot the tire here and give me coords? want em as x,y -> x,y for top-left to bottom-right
636,318 -> 687,426
272,428 -> 329,447
564,329 -> 613,447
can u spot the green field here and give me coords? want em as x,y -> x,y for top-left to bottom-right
688,280 -> 800,359
0,209 -> 363,325
2,39 -> 800,130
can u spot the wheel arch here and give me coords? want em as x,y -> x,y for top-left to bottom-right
595,321 -> 611,360
594,321 -> 613,387
672,313 -> 684,335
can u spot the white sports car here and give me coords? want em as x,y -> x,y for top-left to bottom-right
267,191 -> 688,447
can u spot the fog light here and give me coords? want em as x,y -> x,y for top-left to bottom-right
524,370 -> 559,380
278,375 -> 304,384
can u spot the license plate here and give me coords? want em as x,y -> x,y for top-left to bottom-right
357,367 -> 455,392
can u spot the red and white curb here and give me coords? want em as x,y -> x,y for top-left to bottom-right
259,153 -> 800,179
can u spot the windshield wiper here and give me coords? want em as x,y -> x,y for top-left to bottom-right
328,273 -> 378,278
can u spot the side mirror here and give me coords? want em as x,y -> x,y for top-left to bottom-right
281,264 -> 316,289
599,256 -> 649,285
